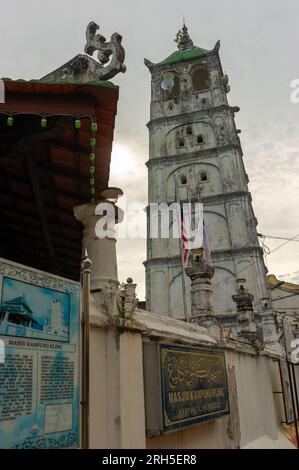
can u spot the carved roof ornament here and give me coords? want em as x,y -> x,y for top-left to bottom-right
41,22 -> 126,83
84,22 -> 126,80
174,22 -> 194,51
145,22 -> 220,70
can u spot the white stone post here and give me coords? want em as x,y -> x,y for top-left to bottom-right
123,278 -> 137,318
74,195 -> 129,449
261,297 -> 283,356
74,202 -> 121,292
232,279 -> 260,349
185,248 -> 220,339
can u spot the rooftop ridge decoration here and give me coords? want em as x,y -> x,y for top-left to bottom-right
41,22 -> 126,83
84,22 -> 126,80
144,25 -> 220,70
174,22 -> 194,51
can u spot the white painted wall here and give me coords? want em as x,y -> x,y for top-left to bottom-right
88,307 -> 294,449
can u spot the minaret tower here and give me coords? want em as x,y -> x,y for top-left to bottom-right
144,24 -> 269,328
52,298 -> 65,335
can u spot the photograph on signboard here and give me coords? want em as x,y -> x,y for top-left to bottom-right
0,277 -> 70,342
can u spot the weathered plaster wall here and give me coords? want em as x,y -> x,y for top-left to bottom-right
146,347 -> 293,449
89,327 -> 121,448
88,307 -> 294,449
225,351 -> 280,448
119,331 -> 146,449
147,415 -> 232,449
89,325 -> 147,449
271,287 -> 299,318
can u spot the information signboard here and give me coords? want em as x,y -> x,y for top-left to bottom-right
143,343 -> 229,434
0,258 -> 80,449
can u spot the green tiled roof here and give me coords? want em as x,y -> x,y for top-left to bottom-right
158,47 -> 211,66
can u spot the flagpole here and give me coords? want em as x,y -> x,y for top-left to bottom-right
80,249 -> 91,449
175,179 -> 189,322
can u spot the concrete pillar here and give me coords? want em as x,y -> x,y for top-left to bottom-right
123,278 -> 137,318
74,199 -> 124,448
74,202 -> 120,291
185,249 -> 220,339
261,298 -> 282,355
232,279 -> 259,349
89,326 -> 146,449
119,331 -> 146,448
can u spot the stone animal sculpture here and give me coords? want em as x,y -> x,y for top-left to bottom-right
84,22 -> 126,80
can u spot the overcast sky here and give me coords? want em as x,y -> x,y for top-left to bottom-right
1,0 -> 299,298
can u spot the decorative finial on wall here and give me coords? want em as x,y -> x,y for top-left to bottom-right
84,21 -> 126,80
42,22 -> 126,82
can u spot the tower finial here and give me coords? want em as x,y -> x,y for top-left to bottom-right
174,21 -> 194,51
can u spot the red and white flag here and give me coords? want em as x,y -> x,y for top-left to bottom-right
180,206 -> 190,267
176,200 -> 212,268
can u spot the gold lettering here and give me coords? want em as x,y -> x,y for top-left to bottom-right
168,387 -> 225,405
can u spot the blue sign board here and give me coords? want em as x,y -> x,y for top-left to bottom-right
0,258 -> 80,448
160,344 -> 229,431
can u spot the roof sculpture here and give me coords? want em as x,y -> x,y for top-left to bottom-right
145,22 -> 220,69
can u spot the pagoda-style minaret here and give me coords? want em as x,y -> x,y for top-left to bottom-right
144,24 -> 269,330
51,298 -> 65,335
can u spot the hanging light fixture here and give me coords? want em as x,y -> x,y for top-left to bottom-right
91,121 -> 97,132
75,118 -> 81,129
41,115 -> 47,128
7,115 -> 14,126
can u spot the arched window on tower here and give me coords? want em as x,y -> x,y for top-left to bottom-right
163,73 -> 180,100
178,137 -> 185,147
199,171 -> 209,182
180,174 -> 187,185
178,174 -> 188,201
192,64 -> 210,92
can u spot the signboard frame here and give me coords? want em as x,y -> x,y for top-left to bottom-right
0,257 -> 81,449
143,342 -> 230,436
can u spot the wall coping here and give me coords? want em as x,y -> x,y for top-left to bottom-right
90,305 -> 282,359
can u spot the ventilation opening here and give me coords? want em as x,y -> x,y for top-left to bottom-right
186,126 -> 193,135
178,138 -> 185,147
192,65 -> 210,92
197,135 -> 204,144
200,172 -> 208,182
180,175 -> 187,185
